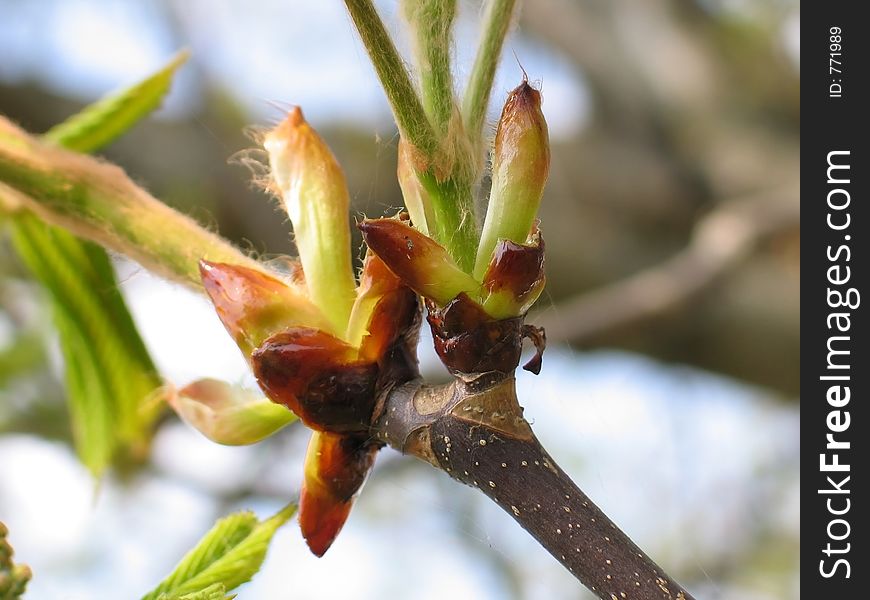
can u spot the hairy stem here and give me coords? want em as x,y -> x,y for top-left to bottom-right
0,117 -> 267,290
343,0 -> 438,157
345,0 -> 477,271
463,0 -> 518,149
403,0 -> 458,134
417,171 -> 478,273
374,375 -> 695,600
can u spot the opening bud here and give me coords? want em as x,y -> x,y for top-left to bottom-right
169,378 -> 297,445
199,260 -> 329,358
358,217 -> 480,306
264,108 -> 356,336
474,80 -> 550,280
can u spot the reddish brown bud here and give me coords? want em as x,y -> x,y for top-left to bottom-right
199,260 -> 329,358
426,295 -> 524,375
251,328 -> 378,433
299,432 -> 379,556
481,228 -> 546,319
358,217 -> 480,306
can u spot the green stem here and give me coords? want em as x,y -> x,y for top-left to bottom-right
403,0 -> 457,134
462,0 -> 517,147
418,172 -> 477,273
345,0 -> 478,273
0,117 -> 267,290
344,0 -> 438,157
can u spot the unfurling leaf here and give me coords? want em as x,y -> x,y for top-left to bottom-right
169,379 -> 296,445
157,582 -> 231,600
141,505 -> 295,600
10,217 -> 162,475
43,50 -> 189,153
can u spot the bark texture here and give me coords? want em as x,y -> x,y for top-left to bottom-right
372,370 -> 695,600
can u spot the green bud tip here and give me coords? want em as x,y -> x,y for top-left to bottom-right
474,80 -> 550,280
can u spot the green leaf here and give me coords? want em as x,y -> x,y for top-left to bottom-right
142,505 -> 296,600
43,50 -> 189,153
6,50 -> 189,474
158,583 -> 235,600
9,215 -> 162,472
157,582 -> 232,600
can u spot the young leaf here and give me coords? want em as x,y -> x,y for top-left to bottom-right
158,583 -> 234,600
7,51 -> 189,475
10,215 -> 161,473
169,378 -> 297,446
43,50 -> 189,153
157,582 -> 232,600
141,505 -> 296,600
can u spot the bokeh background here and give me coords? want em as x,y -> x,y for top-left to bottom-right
0,1 -> 799,599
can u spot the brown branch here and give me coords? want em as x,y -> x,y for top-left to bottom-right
534,185 -> 799,344
372,374 -> 695,600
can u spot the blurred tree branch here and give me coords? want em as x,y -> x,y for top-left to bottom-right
519,0 -> 798,393
535,184 -> 799,344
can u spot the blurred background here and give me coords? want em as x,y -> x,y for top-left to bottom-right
0,0 -> 799,599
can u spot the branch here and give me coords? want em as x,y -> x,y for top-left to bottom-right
373,375 -> 695,600
534,185 -> 800,344
0,116 -> 267,290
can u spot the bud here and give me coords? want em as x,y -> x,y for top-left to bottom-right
480,227 -> 546,319
346,251 -> 420,364
0,522 -> 30,599
199,260 -> 329,358
168,378 -> 297,445
264,108 -> 356,337
358,217 -> 480,306
345,251 -> 403,347
426,295 -> 523,374
473,81 -> 550,280
298,431 -> 378,556
396,138 -> 435,235
251,328 -> 379,433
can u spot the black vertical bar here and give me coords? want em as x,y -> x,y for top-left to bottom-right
803,2 -> 867,596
